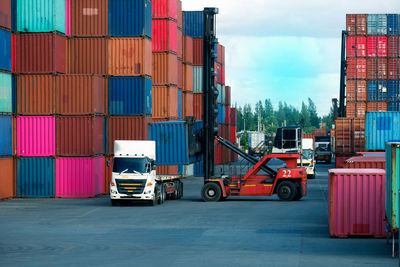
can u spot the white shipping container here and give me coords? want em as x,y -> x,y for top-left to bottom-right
193,66 -> 203,93
248,132 -> 265,149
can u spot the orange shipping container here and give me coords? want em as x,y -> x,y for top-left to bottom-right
177,0 -> 182,29
183,63 -> 193,92
0,157 -> 15,200
346,80 -> 367,102
193,93 -> 203,120
153,52 -> 178,85
177,28 -> 183,59
183,35 -> 193,64
157,165 -> 179,175
152,86 -> 179,119
193,38 -> 203,66
55,75 -> 106,115
70,0 -> 108,37
346,101 -> 366,118
108,37 -> 152,76
69,38 -> 107,74
17,75 -> 55,115
366,58 -> 387,80
367,102 -> 388,112
182,91 -> 194,117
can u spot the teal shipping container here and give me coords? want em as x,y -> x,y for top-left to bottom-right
366,112 -> 400,151
0,72 -> 12,113
367,14 -> 387,35
385,142 -> 400,232
14,0 -> 68,34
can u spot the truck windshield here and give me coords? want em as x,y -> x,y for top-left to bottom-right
113,158 -> 148,174
303,150 -> 313,160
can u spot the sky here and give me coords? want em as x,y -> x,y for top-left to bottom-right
182,0 -> 399,115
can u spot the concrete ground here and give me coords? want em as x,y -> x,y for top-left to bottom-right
0,164 -> 397,266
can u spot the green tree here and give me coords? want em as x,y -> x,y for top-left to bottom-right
308,98 -> 320,128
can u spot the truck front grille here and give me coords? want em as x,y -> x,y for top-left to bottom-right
116,179 -> 147,195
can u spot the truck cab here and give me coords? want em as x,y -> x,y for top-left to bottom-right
314,136 -> 332,163
297,138 -> 315,179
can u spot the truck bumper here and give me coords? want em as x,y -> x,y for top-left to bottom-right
110,186 -> 154,201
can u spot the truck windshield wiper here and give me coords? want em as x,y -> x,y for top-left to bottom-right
133,170 -> 143,175
119,168 -> 129,175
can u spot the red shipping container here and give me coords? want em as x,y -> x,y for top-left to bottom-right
183,35 -> 193,64
152,0 -> 178,20
69,37 -> 107,75
230,108 -> 237,125
346,80 -> 367,101
346,101 -> 366,118
12,33 -> 67,74
347,36 -> 366,57
193,93 -> 203,120
225,86 -> 231,105
367,36 -> 387,57
335,155 -> 354,168
70,0 -> 108,37
388,58 -> 399,80
153,52 -> 178,86
56,116 -> 104,156
344,156 -> 385,169
367,58 -> 387,80
335,118 -> 365,153
214,144 -> 222,165
225,105 -> 231,125
217,43 -> 226,65
314,128 -> 327,137
152,19 -> 178,53
182,63 -> 193,92
177,28 -> 182,59
192,38 -> 203,66
328,169 -> 386,238
221,65 -> 225,85
182,91 -> 193,117
152,86 -> 179,119
108,116 -> 151,154
0,0 -> 11,30
177,58 -> 182,89
367,102 -> 388,112
347,58 -> 366,79
346,14 -> 367,36
230,125 -> 236,143
388,36 -> 399,58
157,165 -> 179,175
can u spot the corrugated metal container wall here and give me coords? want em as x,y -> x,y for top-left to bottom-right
15,0 -> 67,34
183,11 -> 203,38
13,33 -> 67,74
108,116 -> 151,154
152,0 -> 177,20
55,75 -> 106,115
69,37 -> 107,74
388,59 -> 399,80
388,36 -> 399,58
183,35 -> 193,64
0,72 -> 12,113
157,165 -> 179,175
230,108 -> 237,125
0,157 -> 14,199
225,86 -> 231,105
192,38 -> 203,66
367,80 -> 387,101
182,63 -> 193,91
152,85 -> 178,118
0,115 -> 12,156
56,116 -> 104,156
388,14 -> 399,35
70,0 -> 108,36
109,76 -> 152,115
182,91 -> 193,117
230,125 -> 236,143
347,58 -> 366,79
108,0 -> 151,37
56,157 -> 104,198
177,28 -> 182,59
366,58 -> 387,80
347,101 -> 366,118
367,36 -> 387,57
17,116 -> 55,156
217,104 -> 225,124
177,89 -> 182,119
388,102 -> 400,112
388,81 -> 400,101
346,14 -> 367,35
328,169 -> 386,238
150,121 -> 189,165
17,157 -> 54,197
17,75 -> 54,114
385,142 -> 400,232
176,0 -> 182,29
108,37 -> 152,76
225,106 -> 231,125
344,156 -> 385,169
0,0 -> 11,30
153,52 -> 178,85
193,93 -> 202,121
365,112 -> 400,151
152,19 -> 177,53
177,58 -> 182,88
367,14 -> 387,35
367,102 -> 388,112
347,36 -> 366,57
0,28 -> 11,72
193,66 -> 203,93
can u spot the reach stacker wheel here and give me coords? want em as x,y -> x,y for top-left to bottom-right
201,183 -> 222,202
277,181 -> 297,201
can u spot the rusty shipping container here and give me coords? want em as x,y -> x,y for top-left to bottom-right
225,86 -> 231,105
183,63 -> 193,92
183,35 -> 193,64
367,102 -> 388,112
193,93 -> 202,120
70,0 -> 108,36
388,36 -> 399,58
182,91 -> 193,117
12,33 -> 67,74
177,58 -> 182,89
346,14 -> 367,35
153,52 -> 178,85
193,38 -> 203,66
16,75 -> 55,115
347,58 -> 366,79
0,157 -> 15,200
108,116 -> 152,154
152,85 -> 178,119
108,37 -> 152,76
366,58 -> 387,80
388,58 -> 399,80
346,80 -> 367,102
0,0 -> 11,30
55,75 -> 106,115
344,156 -> 385,169
56,116 -> 104,156
346,101 -> 366,118
69,37 -> 107,74
335,117 -> 365,153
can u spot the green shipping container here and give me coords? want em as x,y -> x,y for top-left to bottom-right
0,73 -> 12,113
15,0 -> 67,34
386,142 -> 400,232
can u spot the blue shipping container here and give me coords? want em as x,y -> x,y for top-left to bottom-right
0,28 -> 11,72
367,80 -> 387,101
109,0 -> 152,37
178,89 -> 182,119
388,80 -> 400,102
194,159 -> 204,177
366,112 -> 400,151
108,77 -> 152,115
0,72 -> 12,113
150,121 -> 189,165
17,157 -> 55,197
388,102 -> 400,112
388,14 -> 399,35
367,14 -> 387,35
183,11 -> 203,38
0,115 -> 12,156
217,104 -> 225,124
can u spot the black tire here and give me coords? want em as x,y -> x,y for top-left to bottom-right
177,181 -> 183,199
170,181 -> 179,200
293,187 -> 303,201
307,174 -> 315,179
150,189 -> 158,206
111,199 -> 119,206
277,181 -> 297,201
158,184 -> 166,204
201,183 -> 222,202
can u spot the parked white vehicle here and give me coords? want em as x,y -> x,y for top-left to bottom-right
297,138 -> 315,179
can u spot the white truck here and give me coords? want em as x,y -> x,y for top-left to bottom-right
298,138 -> 315,179
248,132 -> 266,156
109,140 -> 183,206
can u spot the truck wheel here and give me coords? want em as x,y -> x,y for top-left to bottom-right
277,181 -> 297,201
177,181 -> 183,199
158,184 -> 166,204
201,183 -> 221,202
293,187 -> 303,201
170,181 -> 179,200
150,189 -> 158,206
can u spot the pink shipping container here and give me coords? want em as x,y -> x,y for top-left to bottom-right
152,0 -> 178,20
346,36 -> 366,57
17,116 -> 55,156
328,169 -> 386,238
367,36 -> 387,57
152,19 -> 178,53
56,156 -> 104,198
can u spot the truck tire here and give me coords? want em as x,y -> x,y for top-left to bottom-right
277,181 -> 297,201
177,181 -> 183,199
170,181 -> 179,200
201,183 -> 222,202
150,189 -> 158,206
293,187 -> 303,201
158,184 -> 166,204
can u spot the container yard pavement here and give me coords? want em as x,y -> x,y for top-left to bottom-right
0,164 -> 396,267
